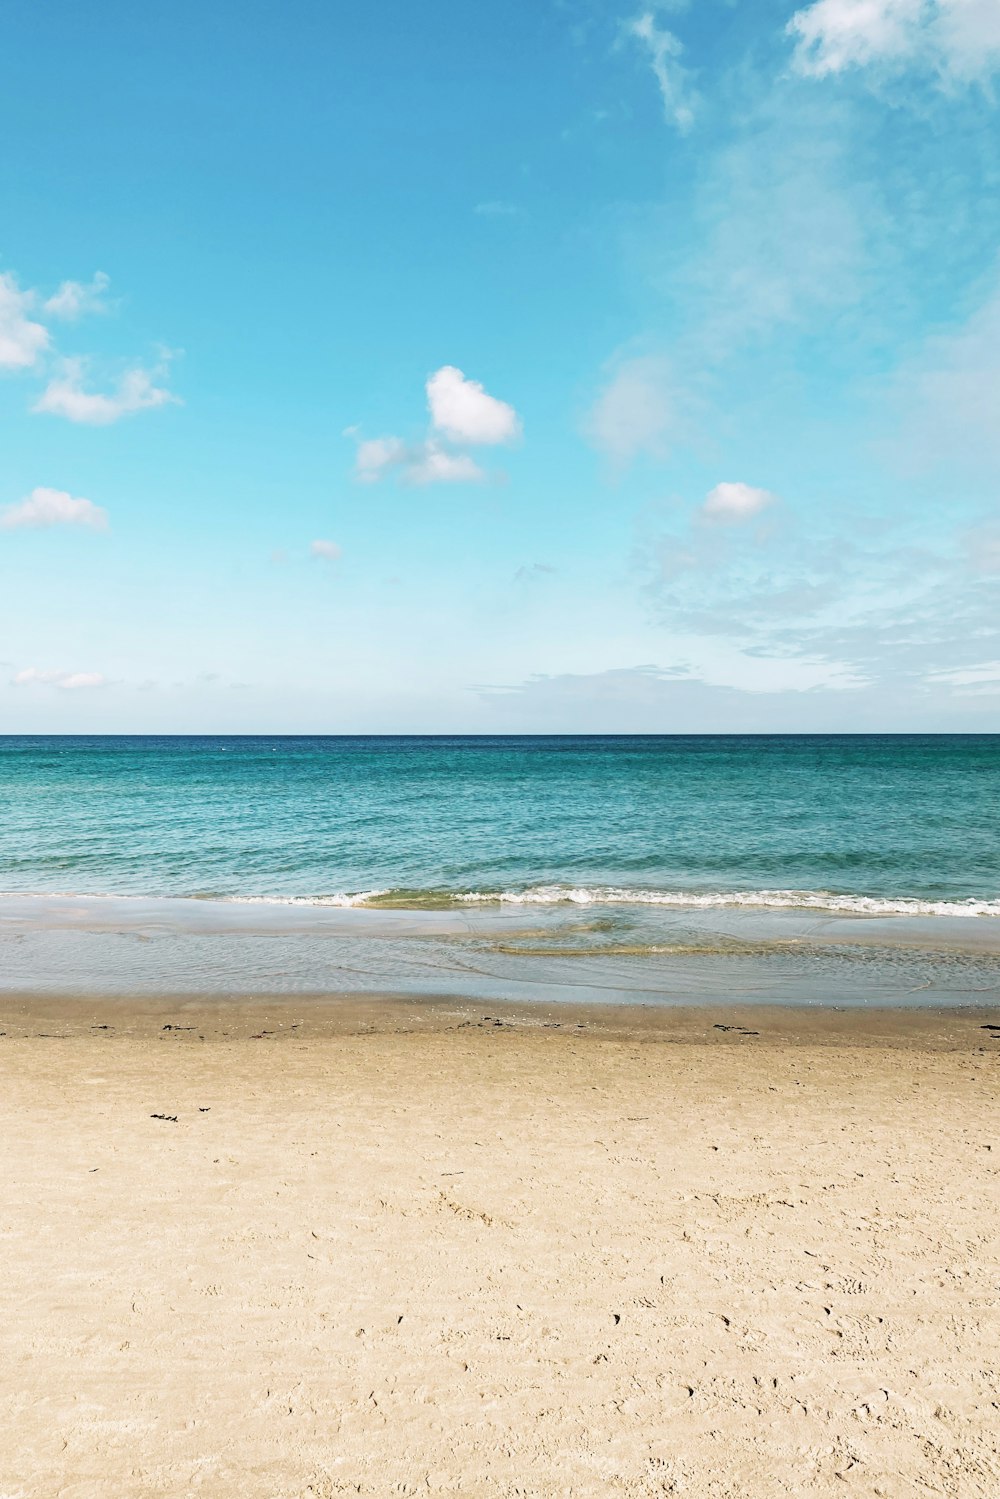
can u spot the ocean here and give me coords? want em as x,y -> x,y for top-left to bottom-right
2,734 -> 999,1004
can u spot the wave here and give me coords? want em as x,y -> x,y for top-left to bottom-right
218,885 -> 1000,917
452,886 -> 1000,917
3,885 -> 999,918
218,890 -> 391,908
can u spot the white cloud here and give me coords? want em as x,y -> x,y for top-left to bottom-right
310,538 -> 342,561
406,441 -> 486,485
927,660 -> 1000,685
887,272 -> 1000,477
33,357 -> 179,425
964,526 -> 1000,573
43,271 -> 111,320
0,272 -> 49,370
584,356 -> 677,467
353,434 -> 408,483
623,10 -> 696,132
349,365 -> 516,486
0,486 -> 109,532
426,365 -> 521,445
349,432 -> 486,486
702,481 -> 777,522
12,667 -> 106,690
514,562 -> 557,582
788,0 -> 1000,82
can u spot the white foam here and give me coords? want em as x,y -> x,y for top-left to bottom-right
2,885 -> 998,919
217,890 -> 391,907
454,886 -> 1000,917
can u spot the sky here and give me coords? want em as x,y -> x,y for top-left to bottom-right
2,0 -> 1000,733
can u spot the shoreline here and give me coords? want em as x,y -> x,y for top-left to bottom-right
4,888 -> 1000,930
2,989 -> 999,1045
4,893 -> 1000,1011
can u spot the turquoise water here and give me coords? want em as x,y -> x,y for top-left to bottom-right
1,734 -> 998,911
2,735 -> 999,1003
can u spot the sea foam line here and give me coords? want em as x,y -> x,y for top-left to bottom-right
453,886 -> 1000,917
1,886 -> 998,918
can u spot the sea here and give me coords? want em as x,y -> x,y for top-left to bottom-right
2,734 -> 999,1006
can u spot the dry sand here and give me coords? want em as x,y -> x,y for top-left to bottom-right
0,995 -> 997,1498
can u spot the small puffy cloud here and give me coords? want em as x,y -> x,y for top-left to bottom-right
623,10 -> 696,132
43,271 -> 111,320
12,667 -> 106,690
310,538 -> 342,561
0,272 -> 49,370
701,481 -> 777,522
353,434 -> 408,483
349,431 -> 485,485
426,366 -> 521,445
0,486 -> 109,532
788,0 -> 1000,82
585,356 -> 677,468
33,357 -> 179,425
348,365 -> 516,487
405,442 -> 485,485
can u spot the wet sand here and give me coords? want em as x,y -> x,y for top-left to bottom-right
1,996 -> 998,1497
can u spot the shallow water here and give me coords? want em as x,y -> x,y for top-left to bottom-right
2,893 -> 999,1006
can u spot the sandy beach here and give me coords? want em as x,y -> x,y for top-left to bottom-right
1,996 -> 997,1498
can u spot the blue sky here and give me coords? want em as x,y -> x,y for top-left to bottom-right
2,0 -> 999,731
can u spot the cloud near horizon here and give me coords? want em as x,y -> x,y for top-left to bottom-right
0,486 -> 109,531
12,667 -> 107,690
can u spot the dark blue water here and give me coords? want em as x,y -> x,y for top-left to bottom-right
1,735 -> 998,914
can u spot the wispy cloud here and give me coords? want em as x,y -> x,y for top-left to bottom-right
474,200 -> 519,217
12,667 -> 107,690
310,538 -> 342,561
637,495 -> 1000,708
884,268 -> 1000,479
622,9 -> 697,132
584,355 -> 680,469
701,482 -> 777,523
682,97 -> 871,353
42,271 -> 111,321
514,562 -> 557,583
33,356 -> 179,425
0,486 -> 109,531
788,0 -> 1000,84
477,650 -> 1000,729
0,272 -> 49,370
